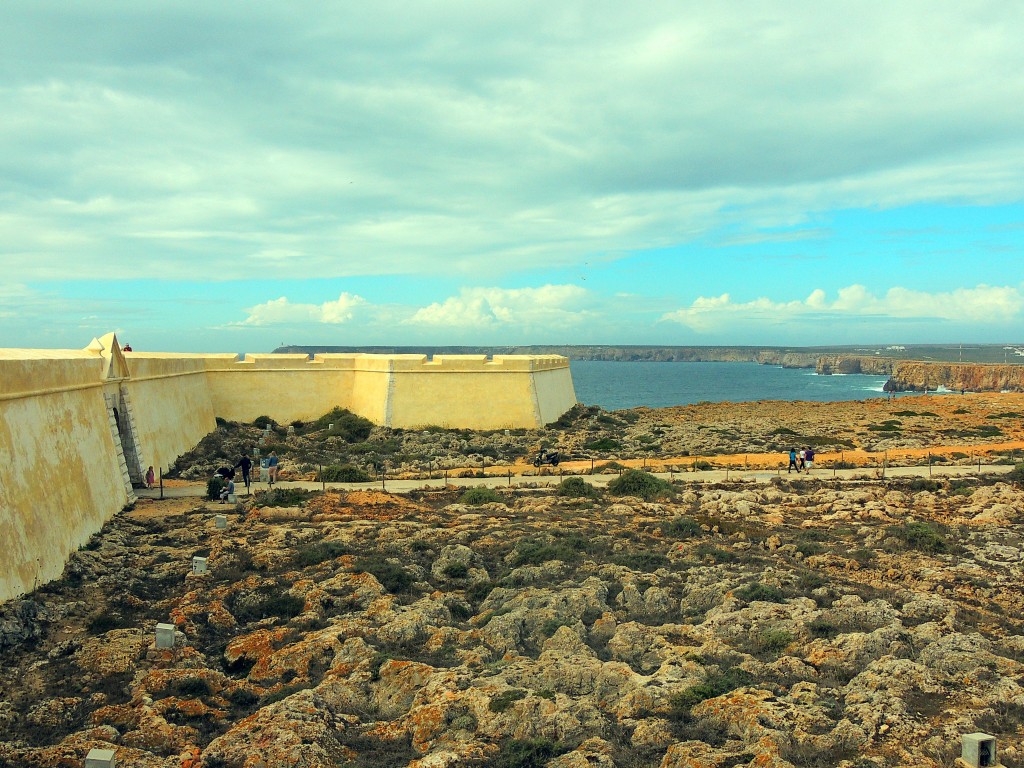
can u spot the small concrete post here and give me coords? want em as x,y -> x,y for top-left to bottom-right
215,514 -> 228,529
155,623 -> 176,649
962,733 -> 995,768
227,494 -> 237,503
287,425 -> 295,435
962,733 -> 997,767
84,747 -> 117,767
191,556 -> 208,574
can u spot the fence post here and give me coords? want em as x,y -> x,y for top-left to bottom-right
508,469 -> 512,487
159,467 -> 164,500
321,464 -> 325,491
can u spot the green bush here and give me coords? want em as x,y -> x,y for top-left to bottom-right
319,464 -> 372,483
556,476 -> 599,498
253,415 -> 275,430
312,407 -> 374,442
607,469 -> 674,500
442,562 -> 469,579
668,666 -> 753,719
584,437 -> 621,451
887,521 -> 952,554
255,488 -> 315,507
749,628 -> 794,656
294,541 -> 350,566
610,552 -> 668,571
207,476 -> 226,500
229,588 -> 306,623
355,556 -> 414,593
460,487 -> 503,505
735,583 -> 788,603
1005,462 -> 1024,485
489,688 -> 528,713
491,738 -> 565,768
510,536 -> 591,567
661,516 -> 703,538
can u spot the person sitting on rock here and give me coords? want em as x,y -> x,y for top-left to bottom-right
219,479 -> 235,503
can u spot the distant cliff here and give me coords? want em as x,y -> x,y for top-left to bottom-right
816,355 -> 898,375
275,344 -> 823,365
885,362 -> 1024,392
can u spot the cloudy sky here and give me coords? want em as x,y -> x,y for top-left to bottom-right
3,1 -> 1024,351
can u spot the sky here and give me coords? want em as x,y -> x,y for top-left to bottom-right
2,1 -> 1024,352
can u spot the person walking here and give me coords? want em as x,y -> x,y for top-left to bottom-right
797,447 -> 806,471
145,466 -> 156,488
787,448 -> 798,473
804,447 -> 815,474
234,454 -> 252,491
268,452 -> 279,484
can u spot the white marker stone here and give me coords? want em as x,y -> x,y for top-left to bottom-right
191,556 -> 208,574
84,747 -> 116,767
155,623 -> 176,649
215,514 -> 228,529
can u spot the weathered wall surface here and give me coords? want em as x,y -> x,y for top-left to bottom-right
0,351 -> 129,602
124,355 -> 219,472
204,354 -> 357,425
201,353 -> 577,430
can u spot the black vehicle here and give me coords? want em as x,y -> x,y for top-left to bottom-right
532,449 -> 561,467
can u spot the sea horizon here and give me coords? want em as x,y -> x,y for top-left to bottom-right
569,359 -> 918,411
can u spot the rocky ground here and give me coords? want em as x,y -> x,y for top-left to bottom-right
169,394 -> 1024,483
2,467 -> 1024,767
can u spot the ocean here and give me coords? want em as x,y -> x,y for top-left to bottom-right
569,360 -> 896,410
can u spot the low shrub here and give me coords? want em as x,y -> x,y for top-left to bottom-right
887,521 -> 952,554
207,476 -> 226,500
230,588 -> 306,624
491,738 -> 566,768
489,688 -> 528,713
460,487 -> 503,505
668,666 -> 753,719
610,552 -> 668,571
607,469 -> 674,501
584,437 -> 621,451
319,464 -> 372,483
355,556 -> 414,593
294,541 -> 350,566
735,583 -> 788,603
1005,462 -> 1024,485
662,516 -> 703,538
312,407 -> 374,442
254,488 -> 315,507
556,476 -> 600,498
747,628 -> 794,656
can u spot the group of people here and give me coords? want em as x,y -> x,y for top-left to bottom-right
214,451 -> 279,501
787,446 -> 815,473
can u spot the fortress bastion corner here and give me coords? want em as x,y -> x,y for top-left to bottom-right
0,335 -> 577,602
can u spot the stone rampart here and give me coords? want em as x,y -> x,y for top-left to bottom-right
0,336 -> 576,601
0,349 -> 130,602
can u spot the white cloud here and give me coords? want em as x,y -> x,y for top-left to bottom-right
662,284 -> 1024,331
409,285 -> 591,327
239,292 -> 367,326
2,3 -> 1024,281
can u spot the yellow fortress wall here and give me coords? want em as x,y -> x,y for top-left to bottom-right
0,336 -> 576,601
0,350 -> 130,602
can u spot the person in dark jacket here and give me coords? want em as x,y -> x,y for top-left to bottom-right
234,454 -> 252,490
